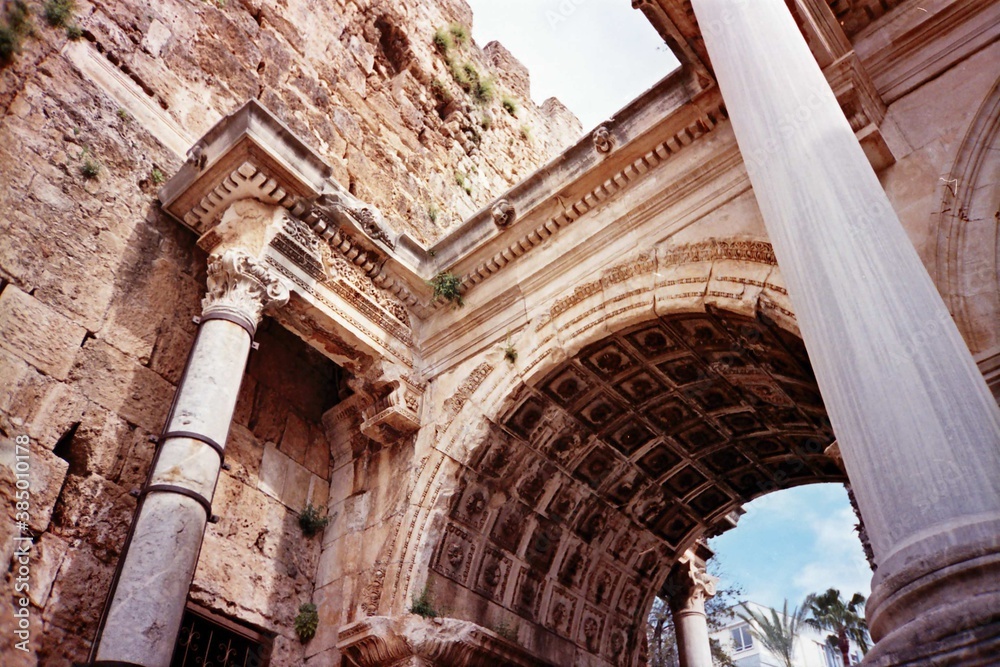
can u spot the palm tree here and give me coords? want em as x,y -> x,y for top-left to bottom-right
803,588 -> 870,666
736,600 -> 805,667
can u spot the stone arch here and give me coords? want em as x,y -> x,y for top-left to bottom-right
935,75 -> 1000,356
383,239 -> 847,666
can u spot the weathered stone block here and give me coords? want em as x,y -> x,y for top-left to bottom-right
225,422 -> 264,488
281,410 -> 311,465
304,422 -> 331,479
26,382 -> 91,451
0,436 -> 69,533
0,346 -> 55,433
0,285 -> 87,380
50,474 -> 135,560
68,338 -> 173,433
41,544 -> 113,639
28,533 -> 70,609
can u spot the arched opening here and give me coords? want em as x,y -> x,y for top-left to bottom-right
423,308 -> 845,666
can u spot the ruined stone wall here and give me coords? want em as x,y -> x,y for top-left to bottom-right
0,0 -> 580,664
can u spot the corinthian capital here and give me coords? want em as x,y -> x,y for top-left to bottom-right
202,249 -> 289,334
666,557 -> 719,614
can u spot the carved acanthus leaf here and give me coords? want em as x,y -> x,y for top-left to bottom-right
202,249 -> 289,332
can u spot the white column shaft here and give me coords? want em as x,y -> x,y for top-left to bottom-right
690,0 -> 1000,657
95,319 -> 251,666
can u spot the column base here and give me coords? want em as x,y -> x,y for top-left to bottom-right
864,515 -> 1000,666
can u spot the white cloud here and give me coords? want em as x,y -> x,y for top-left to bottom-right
791,505 -> 873,603
710,485 -> 873,611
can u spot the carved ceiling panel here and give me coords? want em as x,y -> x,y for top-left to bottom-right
430,310 -> 842,666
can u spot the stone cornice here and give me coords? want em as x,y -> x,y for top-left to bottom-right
853,0 -> 1000,104
160,61 -> 894,330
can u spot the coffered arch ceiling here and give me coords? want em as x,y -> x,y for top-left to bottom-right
426,309 -> 843,666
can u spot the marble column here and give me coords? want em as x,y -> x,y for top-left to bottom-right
665,557 -> 717,667
92,249 -> 288,666
689,1 -> 1000,664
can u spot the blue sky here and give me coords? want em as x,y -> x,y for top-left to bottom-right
710,484 -> 874,611
464,0 -> 679,131
464,3 -> 872,616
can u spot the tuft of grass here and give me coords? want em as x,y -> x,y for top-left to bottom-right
43,0 -> 75,28
473,75 -> 494,105
298,503 -> 329,537
116,107 -> 130,122
429,272 -> 463,307
0,1 -> 31,67
150,167 -> 165,185
0,27 -> 19,66
80,158 -> 100,180
430,77 -> 452,104
448,22 -> 468,46
411,588 -> 438,618
501,95 -> 518,117
294,603 -> 318,642
65,23 -> 81,40
457,174 -> 471,195
427,203 -> 439,223
432,27 -> 452,54
504,342 -> 517,364
479,114 -> 492,130
519,124 -> 532,141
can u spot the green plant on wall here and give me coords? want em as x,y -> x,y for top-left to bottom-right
429,272 -> 463,307
433,27 -> 452,54
411,588 -> 438,618
43,0 -> 74,27
298,503 -> 329,537
503,334 -> 517,364
294,603 -> 319,642
454,170 -> 472,195
0,1 -> 32,67
448,22 -> 468,46
501,95 -> 518,117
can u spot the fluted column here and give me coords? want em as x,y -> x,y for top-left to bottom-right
689,1 -> 1000,664
92,248 -> 288,666
666,557 -> 718,667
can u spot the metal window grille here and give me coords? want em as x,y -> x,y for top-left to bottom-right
170,604 -> 272,667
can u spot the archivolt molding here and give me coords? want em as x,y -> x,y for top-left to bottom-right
382,240 -> 805,652
936,76 -> 1000,356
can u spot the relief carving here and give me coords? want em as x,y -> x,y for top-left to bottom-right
203,249 -> 289,332
593,124 -> 614,154
491,199 -> 516,228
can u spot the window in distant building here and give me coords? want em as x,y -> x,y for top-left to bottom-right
731,624 -> 754,652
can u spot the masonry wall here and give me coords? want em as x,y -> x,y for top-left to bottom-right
0,0 -> 579,664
